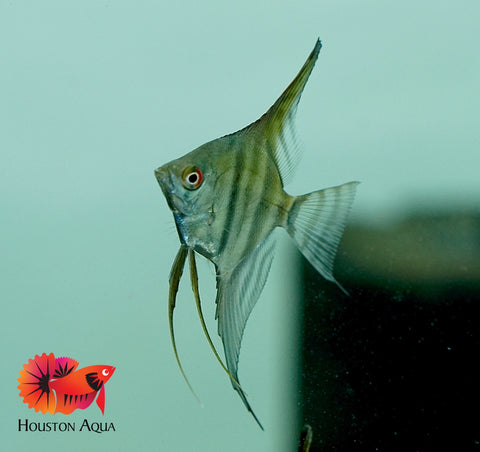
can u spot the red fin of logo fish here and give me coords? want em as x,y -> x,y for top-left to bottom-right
17,353 -> 115,415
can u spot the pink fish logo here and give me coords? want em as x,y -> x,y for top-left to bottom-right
17,353 -> 115,415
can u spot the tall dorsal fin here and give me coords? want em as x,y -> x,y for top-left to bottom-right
252,39 -> 322,185
53,357 -> 79,378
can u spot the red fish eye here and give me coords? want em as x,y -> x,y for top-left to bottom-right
102,368 -> 109,376
182,166 -> 203,190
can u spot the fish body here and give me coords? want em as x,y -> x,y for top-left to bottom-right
17,353 -> 115,415
156,132 -> 287,272
155,39 -> 358,428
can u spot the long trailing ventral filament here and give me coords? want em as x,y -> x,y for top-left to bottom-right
167,246 -> 244,406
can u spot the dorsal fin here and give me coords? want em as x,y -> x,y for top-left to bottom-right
252,39 -> 322,185
53,357 -> 79,378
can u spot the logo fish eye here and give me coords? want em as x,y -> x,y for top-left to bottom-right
181,166 -> 203,190
102,368 -> 109,376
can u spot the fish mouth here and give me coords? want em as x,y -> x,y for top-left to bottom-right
155,167 -> 186,214
154,167 -> 173,197
154,167 -> 168,185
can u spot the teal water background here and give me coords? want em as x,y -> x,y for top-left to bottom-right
1,2 -> 479,451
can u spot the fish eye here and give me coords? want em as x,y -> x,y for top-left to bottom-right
102,369 -> 109,376
182,166 -> 203,190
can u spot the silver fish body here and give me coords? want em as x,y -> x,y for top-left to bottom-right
155,39 -> 358,429
156,131 -> 288,271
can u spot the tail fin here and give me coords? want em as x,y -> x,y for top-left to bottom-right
17,353 -> 57,414
286,182 -> 359,294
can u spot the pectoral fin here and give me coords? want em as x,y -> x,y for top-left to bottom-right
96,385 -> 105,415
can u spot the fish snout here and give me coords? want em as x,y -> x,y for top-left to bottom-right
154,167 -> 168,183
155,167 -> 173,193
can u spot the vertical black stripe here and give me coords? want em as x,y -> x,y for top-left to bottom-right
218,144 -> 244,254
233,144 -> 266,256
241,148 -> 273,256
228,137 -> 271,262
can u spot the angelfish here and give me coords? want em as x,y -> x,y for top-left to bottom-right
155,39 -> 358,429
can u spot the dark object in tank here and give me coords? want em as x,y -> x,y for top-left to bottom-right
300,210 -> 480,451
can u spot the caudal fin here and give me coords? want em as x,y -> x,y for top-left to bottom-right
286,182 -> 359,294
17,353 -> 57,414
